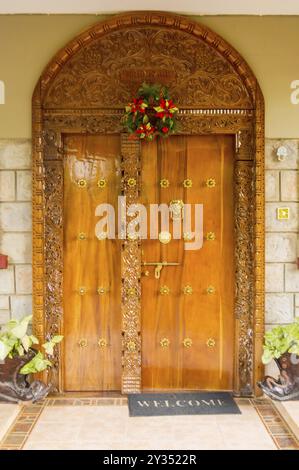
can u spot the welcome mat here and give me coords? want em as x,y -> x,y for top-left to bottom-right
128,392 -> 241,417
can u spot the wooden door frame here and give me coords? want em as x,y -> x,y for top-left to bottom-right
32,11 -> 264,396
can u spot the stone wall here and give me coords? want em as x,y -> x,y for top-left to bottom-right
265,139 -> 299,333
0,138 -> 298,335
0,140 -> 32,324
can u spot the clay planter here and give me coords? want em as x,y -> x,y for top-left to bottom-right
0,349 -> 51,403
258,352 -> 299,401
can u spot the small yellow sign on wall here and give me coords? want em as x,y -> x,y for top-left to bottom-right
277,207 -> 290,220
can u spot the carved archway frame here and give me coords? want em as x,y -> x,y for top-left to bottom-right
32,11 -> 264,396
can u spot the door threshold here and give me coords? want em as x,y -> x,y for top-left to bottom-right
141,388 -> 234,393
48,391 -> 123,398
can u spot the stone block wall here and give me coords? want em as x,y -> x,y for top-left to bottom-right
0,140 -> 32,324
0,138 -> 298,335
265,139 -> 299,331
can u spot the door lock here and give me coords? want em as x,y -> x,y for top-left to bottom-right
142,261 -> 180,279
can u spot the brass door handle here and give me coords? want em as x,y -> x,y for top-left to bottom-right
155,264 -> 163,279
142,261 -> 180,279
78,338 -> 88,348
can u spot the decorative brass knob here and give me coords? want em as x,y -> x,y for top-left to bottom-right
127,232 -> 139,241
77,179 -> 87,188
126,287 -> 137,297
183,338 -> 193,348
160,178 -> 170,188
183,179 -> 192,188
97,287 -> 107,295
98,338 -> 107,348
126,340 -> 136,352
160,338 -> 170,348
160,285 -> 170,295
78,232 -> 87,241
78,287 -> 86,295
206,232 -> 216,241
127,177 -> 137,187
183,232 -> 193,242
97,231 -> 108,240
206,285 -> 216,295
170,200 -> 184,221
206,178 -> 216,188
206,338 -> 216,348
158,231 -> 172,244
183,285 -> 193,295
78,338 -> 88,348
97,178 -> 107,188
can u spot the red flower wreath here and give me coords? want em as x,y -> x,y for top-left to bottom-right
123,83 -> 179,141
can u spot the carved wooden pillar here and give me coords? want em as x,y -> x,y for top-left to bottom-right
121,134 -> 142,393
32,85 -> 45,346
254,91 -> 266,395
43,129 -> 64,392
234,159 -> 254,396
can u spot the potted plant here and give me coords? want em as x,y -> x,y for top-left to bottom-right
258,319 -> 299,400
0,315 -> 63,403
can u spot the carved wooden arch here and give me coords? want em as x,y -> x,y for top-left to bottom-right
32,11 -> 264,396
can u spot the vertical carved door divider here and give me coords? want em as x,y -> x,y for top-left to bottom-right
121,135 -> 142,393
43,129 -> 64,391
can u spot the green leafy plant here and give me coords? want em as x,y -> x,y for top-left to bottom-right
262,319 -> 299,364
0,315 -> 63,374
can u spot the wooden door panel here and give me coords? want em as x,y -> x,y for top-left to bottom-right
141,135 -> 235,391
141,138 -> 186,390
63,134 -> 122,391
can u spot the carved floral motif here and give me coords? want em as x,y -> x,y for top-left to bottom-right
44,28 -> 252,110
234,161 -> 254,395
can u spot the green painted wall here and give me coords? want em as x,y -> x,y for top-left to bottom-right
0,14 -> 298,138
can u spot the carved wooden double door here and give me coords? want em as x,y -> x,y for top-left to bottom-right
63,133 -> 235,392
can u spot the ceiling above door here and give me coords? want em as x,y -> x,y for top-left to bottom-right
1,0 -> 299,15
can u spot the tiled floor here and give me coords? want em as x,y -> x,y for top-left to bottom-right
25,400 -> 278,450
0,398 -> 298,450
281,401 -> 299,426
278,401 -> 299,439
0,404 -> 20,441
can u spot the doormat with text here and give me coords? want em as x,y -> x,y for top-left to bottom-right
128,392 -> 241,416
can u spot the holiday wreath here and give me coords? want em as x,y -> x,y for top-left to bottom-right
123,83 -> 179,141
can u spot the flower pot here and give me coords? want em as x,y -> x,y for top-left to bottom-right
258,352 -> 299,401
275,352 -> 299,383
0,349 -> 51,403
